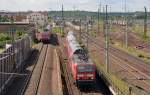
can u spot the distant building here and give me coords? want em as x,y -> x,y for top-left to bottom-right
0,10 -> 28,22
26,12 -> 48,26
0,11 -> 15,22
0,11 -> 49,26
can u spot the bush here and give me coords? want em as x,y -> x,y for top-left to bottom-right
0,33 -> 11,48
61,32 -> 65,37
33,39 -> 39,44
53,27 -> 62,33
0,33 -> 10,41
146,56 -> 150,59
138,54 -> 145,58
16,30 -> 26,39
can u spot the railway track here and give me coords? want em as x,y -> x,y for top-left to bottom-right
59,47 -> 100,95
22,44 -> 48,95
81,33 -> 150,94
36,45 -> 61,95
58,36 -> 87,95
20,43 -> 44,95
58,43 -> 81,95
34,45 -> 49,95
5,34 -> 62,95
58,35 -> 110,95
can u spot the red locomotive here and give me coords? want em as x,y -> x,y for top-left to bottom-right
36,24 -> 52,43
36,32 -> 51,42
66,31 -> 96,86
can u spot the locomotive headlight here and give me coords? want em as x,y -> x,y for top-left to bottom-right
86,74 -> 93,77
77,74 -> 84,80
90,77 -> 94,80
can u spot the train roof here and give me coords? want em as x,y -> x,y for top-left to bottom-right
66,31 -> 76,41
67,31 -> 84,56
66,31 -> 92,64
68,31 -> 74,35
73,51 -> 92,64
67,34 -> 76,42
69,40 -> 83,55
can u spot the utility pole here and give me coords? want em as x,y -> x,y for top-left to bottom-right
98,1 -> 101,33
86,18 -> 89,49
124,0 -> 128,48
105,5 -> 109,73
10,18 -> 16,70
61,4 -> 64,34
79,19 -> 82,42
73,5 -> 76,19
103,6 -> 105,36
144,6 -> 147,38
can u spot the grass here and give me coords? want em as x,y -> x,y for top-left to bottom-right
89,42 -> 149,95
53,27 -> 65,37
16,30 -> 27,39
52,27 -> 62,33
0,49 -> 4,53
111,25 -> 121,32
0,31 -> 28,50
113,42 -> 150,62
132,24 -> 150,42
89,31 -> 98,37
99,20 -> 104,27
0,33 -> 11,49
90,51 -> 130,95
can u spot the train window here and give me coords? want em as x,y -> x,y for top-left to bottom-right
77,65 -> 94,73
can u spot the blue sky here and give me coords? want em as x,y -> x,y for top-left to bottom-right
0,0 -> 150,12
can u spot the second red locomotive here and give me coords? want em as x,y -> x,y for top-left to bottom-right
66,31 -> 96,86
36,32 -> 51,42
36,24 -> 52,43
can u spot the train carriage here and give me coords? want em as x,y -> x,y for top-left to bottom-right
36,32 -> 51,43
66,31 -> 96,86
36,24 -> 52,43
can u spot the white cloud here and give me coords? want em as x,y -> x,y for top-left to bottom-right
128,0 -> 150,11
0,0 -> 149,12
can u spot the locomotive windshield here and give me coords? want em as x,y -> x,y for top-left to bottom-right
77,65 -> 94,73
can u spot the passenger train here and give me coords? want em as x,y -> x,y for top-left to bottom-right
36,24 -> 52,43
66,31 -> 96,86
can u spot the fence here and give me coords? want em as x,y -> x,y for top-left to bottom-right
0,36 -> 31,94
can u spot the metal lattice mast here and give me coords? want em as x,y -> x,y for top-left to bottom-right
98,1 -> 101,33
125,0 -> 128,48
86,18 -> 89,49
61,4 -> 64,33
79,19 -> 82,42
144,6 -> 147,38
103,6 -> 105,36
105,5 -> 109,73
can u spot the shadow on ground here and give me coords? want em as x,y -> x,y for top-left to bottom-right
49,34 -> 59,46
79,73 -> 112,95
